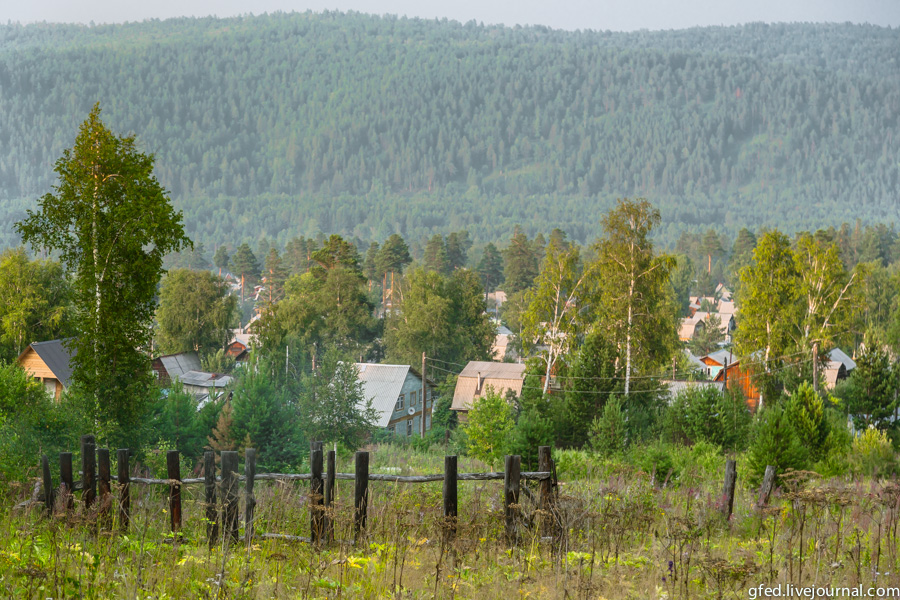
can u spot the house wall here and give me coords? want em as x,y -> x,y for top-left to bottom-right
386,372 -> 433,436
18,348 -> 63,400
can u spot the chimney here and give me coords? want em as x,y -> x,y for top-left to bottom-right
476,371 -> 482,393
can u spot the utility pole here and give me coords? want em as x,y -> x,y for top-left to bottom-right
421,352 -> 427,437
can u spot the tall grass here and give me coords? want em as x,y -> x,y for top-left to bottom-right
2,444 -> 900,599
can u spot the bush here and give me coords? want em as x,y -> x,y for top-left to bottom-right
627,441 -> 679,483
462,387 -> 513,470
663,385 -> 751,451
589,396 -> 627,457
745,404 -> 809,486
850,427 -> 898,478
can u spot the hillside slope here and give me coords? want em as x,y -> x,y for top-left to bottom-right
1,14 -> 898,248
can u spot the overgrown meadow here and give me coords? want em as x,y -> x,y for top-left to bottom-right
3,443 -> 900,599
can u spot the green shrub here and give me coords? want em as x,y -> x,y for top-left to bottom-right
850,426 -> 898,478
589,396 -> 627,457
745,404 -> 809,486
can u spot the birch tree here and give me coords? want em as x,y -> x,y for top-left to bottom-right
16,104 -> 189,435
593,199 -> 676,395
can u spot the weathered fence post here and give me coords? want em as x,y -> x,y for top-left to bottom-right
310,442 -> 324,544
244,448 -> 256,544
97,448 -> 111,528
60,452 -> 74,510
721,459 -> 737,519
81,435 -> 96,509
41,455 -> 54,514
221,451 -> 240,543
116,449 -> 130,532
443,455 -> 458,543
203,451 -> 218,547
504,454 -> 521,545
758,465 -> 776,507
325,449 -> 336,543
167,450 -> 182,534
353,451 -> 369,543
538,446 -> 554,535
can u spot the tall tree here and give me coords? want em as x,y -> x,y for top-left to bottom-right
504,226 -> 539,294
423,234 -> 449,274
522,241 -> 593,393
445,231 -> 472,271
213,245 -> 230,277
15,104 -> 189,437
592,199 -> 676,395
735,230 -> 798,365
375,234 -> 412,277
230,242 -> 260,303
263,248 -> 289,304
156,269 -> 238,357
477,242 -> 505,293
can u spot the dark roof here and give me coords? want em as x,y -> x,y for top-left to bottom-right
156,352 -> 202,379
28,339 -> 76,387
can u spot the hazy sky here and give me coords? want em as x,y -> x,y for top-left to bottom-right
6,0 -> 900,32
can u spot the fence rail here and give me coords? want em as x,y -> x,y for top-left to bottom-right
38,435 -> 559,548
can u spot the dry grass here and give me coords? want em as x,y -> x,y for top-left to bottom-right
3,447 -> 900,599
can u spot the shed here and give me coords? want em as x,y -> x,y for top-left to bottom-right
151,351 -> 202,386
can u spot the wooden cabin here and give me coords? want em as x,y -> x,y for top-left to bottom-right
713,360 -> 762,411
17,339 -> 76,400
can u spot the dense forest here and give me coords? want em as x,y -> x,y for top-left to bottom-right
1,13 -> 898,251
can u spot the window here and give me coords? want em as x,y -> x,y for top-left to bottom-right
395,394 -> 404,411
406,419 -> 413,436
410,390 -> 417,406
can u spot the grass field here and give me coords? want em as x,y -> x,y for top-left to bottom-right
2,444 -> 900,599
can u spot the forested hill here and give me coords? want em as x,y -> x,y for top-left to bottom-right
1,13 -> 898,250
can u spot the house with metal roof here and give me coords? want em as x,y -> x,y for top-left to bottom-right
355,363 -> 434,436
152,351 -> 233,404
450,361 -> 527,418
17,339 -> 76,400
151,351 -> 203,385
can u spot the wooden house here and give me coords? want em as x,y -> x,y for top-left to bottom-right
713,360 -> 762,411
355,363 -> 434,436
17,339 -> 76,400
451,361 -> 527,420
151,351 -> 202,386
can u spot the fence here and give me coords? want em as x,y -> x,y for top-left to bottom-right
38,436 -> 559,547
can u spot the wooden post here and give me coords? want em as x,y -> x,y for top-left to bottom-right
203,451 -> 218,547
538,446 -> 554,535
310,443 -> 324,544
116,449 -> 130,532
443,455 -> 458,543
41,455 -> 53,514
81,435 -> 96,509
97,448 -> 111,529
353,451 -> 369,543
421,352 -> 427,437
60,452 -> 74,510
722,459 -> 737,519
167,450 -> 182,534
244,448 -> 257,544
221,451 -> 240,543
758,465 -> 777,507
504,454 -> 521,545
325,449 -> 336,543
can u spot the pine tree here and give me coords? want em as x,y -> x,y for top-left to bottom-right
213,246 -> 230,277
230,243 -> 260,303
746,404 -> 808,485
477,242 -> 504,292
423,234 -> 448,274
504,226 -> 539,293
207,400 -> 237,454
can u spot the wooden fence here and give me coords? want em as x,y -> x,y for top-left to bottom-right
38,436 -> 558,547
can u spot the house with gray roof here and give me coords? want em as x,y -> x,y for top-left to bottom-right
17,339 -> 76,400
355,363 -> 434,436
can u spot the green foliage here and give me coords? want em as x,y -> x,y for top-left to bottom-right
589,396 -> 627,457
593,199 -> 678,393
785,382 -> 827,460
477,242 -> 504,292
0,247 -> 72,362
463,388 -> 514,470
229,368 -> 305,472
15,104 -> 190,441
840,338 -> 899,432
664,385 -> 751,451
384,267 -> 494,377
746,404 -> 809,486
507,395 -> 555,471
559,329 -> 619,448
155,269 -> 238,357
0,362 -> 87,481
230,242 -> 260,302
296,347 -> 378,451
375,234 -> 411,277
850,426 -> 898,478
503,226 -> 540,294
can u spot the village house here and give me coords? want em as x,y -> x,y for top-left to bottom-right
450,361 -> 527,420
17,339 -> 75,400
354,363 -> 434,436
151,350 -> 233,404
823,347 -> 856,390
491,324 -> 516,362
